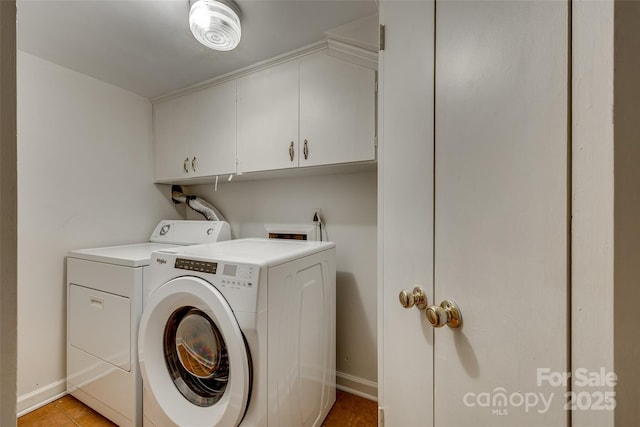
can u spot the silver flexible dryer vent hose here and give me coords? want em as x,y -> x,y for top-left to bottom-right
171,185 -> 226,222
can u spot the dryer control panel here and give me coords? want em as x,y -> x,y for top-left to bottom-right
149,220 -> 231,245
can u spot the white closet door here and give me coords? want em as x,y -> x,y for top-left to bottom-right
434,1 -> 569,426
378,2 -> 435,426
379,1 -> 569,426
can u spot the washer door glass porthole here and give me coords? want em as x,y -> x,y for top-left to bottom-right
163,306 -> 229,407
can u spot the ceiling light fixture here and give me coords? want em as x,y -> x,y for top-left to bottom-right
189,0 -> 242,51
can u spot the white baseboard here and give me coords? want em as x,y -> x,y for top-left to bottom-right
17,374 -> 377,417
336,371 -> 378,402
17,379 -> 67,417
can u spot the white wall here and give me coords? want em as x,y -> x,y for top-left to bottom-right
16,51 -> 180,413
190,170 -> 378,398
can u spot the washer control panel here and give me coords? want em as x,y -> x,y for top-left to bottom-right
175,258 -> 218,274
218,263 -> 257,289
171,256 -> 259,290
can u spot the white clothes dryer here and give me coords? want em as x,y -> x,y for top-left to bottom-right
138,238 -> 336,427
66,220 -> 230,427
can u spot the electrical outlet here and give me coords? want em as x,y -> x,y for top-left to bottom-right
312,208 -> 322,222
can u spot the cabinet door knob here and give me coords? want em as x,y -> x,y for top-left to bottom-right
289,141 -> 295,162
426,300 -> 462,328
303,139 -> 309,160
183,157 -> 189,173
191,156 -> 197,172
398,287 -> 428,310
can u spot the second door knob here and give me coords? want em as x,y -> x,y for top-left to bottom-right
426,300 -> 462,328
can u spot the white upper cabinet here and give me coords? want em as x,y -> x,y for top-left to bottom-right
237,50 -> 376,174
153,80 -> 237,182
154,46 -> 377,182
299,53 -> 376,167
236,60 -> 299,173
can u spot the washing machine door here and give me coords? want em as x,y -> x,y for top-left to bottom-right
139,276 -> 251,427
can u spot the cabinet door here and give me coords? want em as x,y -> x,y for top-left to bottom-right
154,96 -> 189,182
153,80 -> 237,182
299,53 -> 376,167
237,61 -> 299,173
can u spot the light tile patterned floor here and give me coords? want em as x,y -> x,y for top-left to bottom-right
18,390 -> 377,426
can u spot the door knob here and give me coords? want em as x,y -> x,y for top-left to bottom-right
426,300 -> 462,328
398,287 -> 428,310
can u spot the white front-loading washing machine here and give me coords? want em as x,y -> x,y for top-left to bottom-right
66,220 -> 230,427
138,238 -> 336,427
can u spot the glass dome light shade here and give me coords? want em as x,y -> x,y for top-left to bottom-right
189,0 -> 241,52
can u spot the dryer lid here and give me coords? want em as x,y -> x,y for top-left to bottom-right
67,242 -> 179,267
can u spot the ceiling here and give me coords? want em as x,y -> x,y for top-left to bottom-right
17,0 -> 378,99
